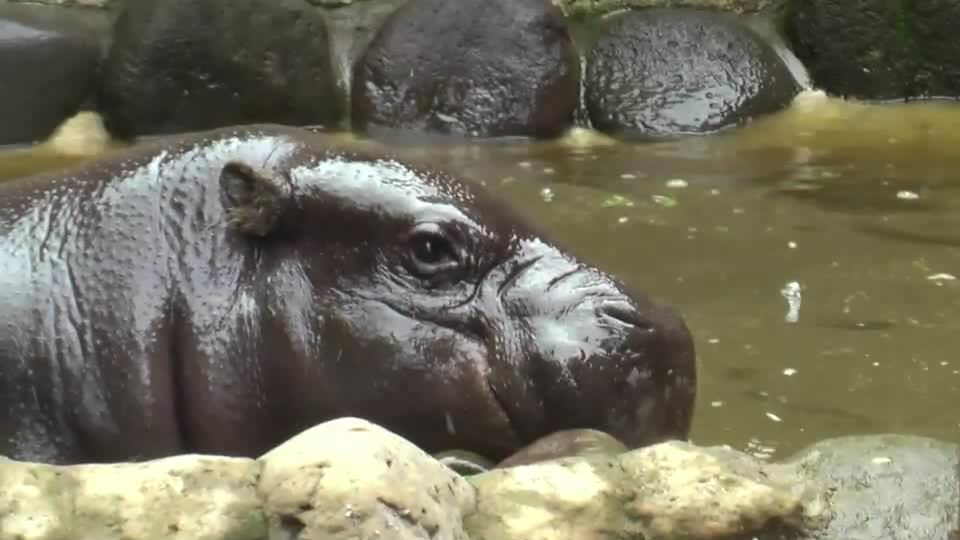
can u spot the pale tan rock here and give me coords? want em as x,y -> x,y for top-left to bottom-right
0,457 -> 74,540
43,110 -> 113,158
466,440 -> 817,540
258,417 -> 476,540
0,454 -> 266,540
620,441 -> 809,538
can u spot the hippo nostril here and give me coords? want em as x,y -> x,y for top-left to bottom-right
599,302 -> 653,331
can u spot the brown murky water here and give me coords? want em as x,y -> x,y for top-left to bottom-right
4,91 -> 960,460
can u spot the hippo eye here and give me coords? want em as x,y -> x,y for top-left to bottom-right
405,223 -> 462,280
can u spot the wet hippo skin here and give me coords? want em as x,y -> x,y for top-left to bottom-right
0,124 -> 697,465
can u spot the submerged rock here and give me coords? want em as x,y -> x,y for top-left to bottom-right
97,0 -> 342,139
786,0 -> 960,100
351,0 -> 579,139
434,449 -> 497,476
584,8 -> 800,138
0,4 -> 103,145
496,428 -> 628,468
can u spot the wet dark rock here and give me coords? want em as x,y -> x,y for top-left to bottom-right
97,0 -> 342,140
321,0 -> 408,101
496,429 -> 628,468
584,8 -> 800,138
351,0 -> 579,139
786,0 -> 960,100
0,4 -> 104,145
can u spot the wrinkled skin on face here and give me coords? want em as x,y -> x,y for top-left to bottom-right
0,124 -> 696,465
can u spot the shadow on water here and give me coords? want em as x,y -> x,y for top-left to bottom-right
4,90 -> 960,459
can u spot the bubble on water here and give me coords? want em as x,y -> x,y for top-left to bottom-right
745,437 -> 779,460
871,456 -> 892,465
766,412 -> 783,423
666,178 -> 688,188
896,190 -> 919,200
708,338 -> 720,344
517,161 -> 532,168
783,368 -> 798,376
602,194 -> 635,208
710,401 -> 724,407
788,241 -> 798,249
781,281 -> 802,323
542,167 -> 555,175
620,173 -> 637,180
927,273 -> 956,281
652,194 -> 676,207
710,188 -> 721,196
540,187 -> 554,202
617,216 -> 629,224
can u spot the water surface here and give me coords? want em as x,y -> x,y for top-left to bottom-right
5,91 -> 960,460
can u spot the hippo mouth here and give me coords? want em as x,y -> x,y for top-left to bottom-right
485,379 -> 525,450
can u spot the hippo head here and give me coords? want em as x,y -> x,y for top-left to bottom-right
217,138 -> 696,461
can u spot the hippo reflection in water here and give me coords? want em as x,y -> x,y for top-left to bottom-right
0,124 -> 696,465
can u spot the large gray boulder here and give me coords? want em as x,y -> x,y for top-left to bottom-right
780,434 -> 960,540
584,8 -> 800,138
351,0 -> 580,139
0,4 -> 104,145
97,0 -> 343,139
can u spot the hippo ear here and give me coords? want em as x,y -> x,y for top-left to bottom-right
219,161 -> 292,237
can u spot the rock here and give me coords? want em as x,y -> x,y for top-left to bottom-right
0,4 -> 103,145
305,0 -> 373,6
786,0 -> 960,100
0,454 -> 265,540
321,0 -> 409,104
0,424 -> 955,540
1,0 -> 114,8
351,0 -> 579,139
779,434 -> 960,540
42,110 -> 113,157
496,429 -> 628,468
553,0 -> 781,17
434,450 -> 496,476
258,417 -> 476,540
97,0 -> 343,139
584,8 -> 800,138
465,440 -> 815,540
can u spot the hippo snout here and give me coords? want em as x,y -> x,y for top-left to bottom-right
500,251 -> 697,451
598,300 -> 657,330
594,298 -> 697,448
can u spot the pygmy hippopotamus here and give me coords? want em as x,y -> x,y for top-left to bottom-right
0,124 -> 697,465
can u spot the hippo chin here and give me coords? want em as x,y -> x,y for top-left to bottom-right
0,124 -> 696,465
